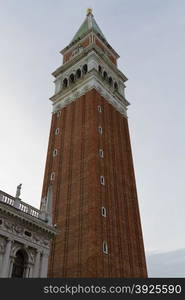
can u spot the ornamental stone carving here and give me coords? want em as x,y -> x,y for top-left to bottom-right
0,188 -> 56,278
4,220 -> 13,231
42,239 -> 49,247
14,225 -> 23,234
32,233 -> 40,243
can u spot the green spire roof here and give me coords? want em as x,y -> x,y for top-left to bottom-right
71,10 -> 106,43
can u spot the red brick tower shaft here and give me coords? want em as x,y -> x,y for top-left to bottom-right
41,11 -> 147,277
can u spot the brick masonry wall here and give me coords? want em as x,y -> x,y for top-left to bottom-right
63,37 -> 90,64
41,89 -> 147,277
95,38 -> 117,65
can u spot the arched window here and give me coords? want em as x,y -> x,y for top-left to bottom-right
100,175 -> 105,185
69,73 -> 75,84
101,206 -> 107,217
98,126 -> 103,135
108,77 -> 113,86
57,111 -> 61,117
76,69 -> 81,79
103,71 -> 107,80
83,64 -> 88,74
114,82 -> 118,91
50,172 -> 55,180
63,78 -> 68,88
11,250 -> 28,278
55,128 -> 59,135
103,241 -> 108,254
98,65 -> 102,73
99,149 -> 104,158
97,105 -> 102,113
53,149 -> 58,157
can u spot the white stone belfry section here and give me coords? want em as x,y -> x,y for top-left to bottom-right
50,30 -> 130,116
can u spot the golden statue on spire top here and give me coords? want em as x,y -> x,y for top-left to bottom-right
87,8 -> 93,16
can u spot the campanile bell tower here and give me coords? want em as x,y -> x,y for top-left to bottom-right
41,10 -> 147,277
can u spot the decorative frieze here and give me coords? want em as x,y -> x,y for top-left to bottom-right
0,216 -> 51,249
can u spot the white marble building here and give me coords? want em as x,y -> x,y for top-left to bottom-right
0,188 -> 56,278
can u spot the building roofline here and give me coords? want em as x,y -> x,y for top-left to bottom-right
0,201 -> 57,235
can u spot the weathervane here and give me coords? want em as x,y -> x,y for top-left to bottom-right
87,8 -> 93,16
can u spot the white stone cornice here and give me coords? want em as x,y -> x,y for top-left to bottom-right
0,227 -> 49,252
0,214 -> 53,250
0,202 -> 56,235
51,72 -> 129,117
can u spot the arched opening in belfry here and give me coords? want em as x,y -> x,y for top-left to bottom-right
82,64 -> 88,74
63,78 -> 68,88
11,249 -> 28,278
103,71 -> 107,80
69,73 -> 75,84
108,77 -> 113,86
76,69 -> 81,79
114,81 -> 118,91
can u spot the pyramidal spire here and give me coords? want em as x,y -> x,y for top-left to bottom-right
70,9 -> 106,43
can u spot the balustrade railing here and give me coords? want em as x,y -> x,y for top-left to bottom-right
0,190 -> 40,220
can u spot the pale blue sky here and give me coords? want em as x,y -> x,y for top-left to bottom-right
0,0 -> 185,275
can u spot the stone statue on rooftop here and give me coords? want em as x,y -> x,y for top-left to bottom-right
15,183 -> 22,198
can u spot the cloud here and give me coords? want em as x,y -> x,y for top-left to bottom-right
146,248 -> 185,277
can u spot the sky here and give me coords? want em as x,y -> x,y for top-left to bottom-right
0,0 -> 185,276
147,248 -> 185,277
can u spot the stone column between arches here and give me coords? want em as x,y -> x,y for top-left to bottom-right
1,239 -> 13,277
